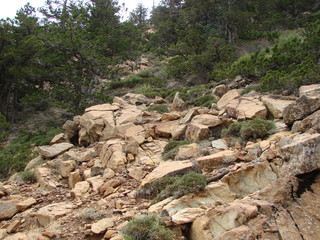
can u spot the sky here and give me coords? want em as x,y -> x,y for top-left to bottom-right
0,0 -> 160,20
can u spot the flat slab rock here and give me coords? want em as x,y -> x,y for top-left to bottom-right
91,218 -> 114,234
0,200 -> 18,220
140,160 -> 195,187
38,143 -> 74,159
35,202 -> 73,226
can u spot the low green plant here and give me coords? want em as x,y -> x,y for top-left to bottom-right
194,94 -> 217,108
79,207 -> 103,221
147,104 -> 168,114
122,215 -> 174,240
20,170 -> 37,182
221,118 -> 275,142
162,140 -> 191,160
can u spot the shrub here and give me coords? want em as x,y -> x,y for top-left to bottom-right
147,104 -> 168,114
122,215 -> 174,240
194,94 -> 217,108
137,172 -> 207,203
162,140 -> 191,160
79,208 -> 102,221
20,170 -> 37,182
221,119 -> 275,142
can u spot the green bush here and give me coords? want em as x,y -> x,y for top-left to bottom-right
20,170 -> 37,182
162,140 -> 191,160
147,104 -> 168,114
194,94 -> 217,108
122,215 -> 174,240
0,113 -> 9,130
221,119 -> 275,142
0,128 -> 62,180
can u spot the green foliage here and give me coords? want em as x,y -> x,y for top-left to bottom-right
137,172 -> 207,203
221,119 -> 275,142
162,140 -> 191,160
122,215 -> 174,240
241,85 -> 261,95
147,104 -> 168,114
194,95 -> 217,108
20,170 -> 36,182
0,128 -> 62,180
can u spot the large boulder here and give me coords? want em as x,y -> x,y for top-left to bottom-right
283,84 -> 320,125
196,150 -> 238,172
292,109 -> 320,133
0,201 -> 18,220
116,123 -> 146,144
225,96 -> 267,120
38,143 -> 74,159
261,96 -> 294,119
217,89 -> 240,110
35,202 -> 73,226
100,139 -> 127,170
281,133 -> 320,176
171,92 -> 186,111
185,123 -> 210,141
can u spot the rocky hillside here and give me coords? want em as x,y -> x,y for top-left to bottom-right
0,83 -> 320,240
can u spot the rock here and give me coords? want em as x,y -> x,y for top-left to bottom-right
180,109 -> 200,124
24,155 -> 42,171
62,119 -> 79,142
160,112 -> 180,121
215,226 -> 255,240
6,220 -> 20,234
225,96 -> 267,120
68,170 -> 81,188
35,202 -> 73,226
293,109 -> 320,133
50,133 -> 66,145
103,168 -> 115,179
85,103 -> 119,112
283,94 -> 320,125
72,181 -> 90,197
212,84 -> 229,98
155,121 -> 180,138
38,143 -> 74,159
191,114 -> 223,127
78,148 -> 97,162
211,139 -> 228,150
261,96 -> 294,119
0,229 -> 6,239
171,124 -> 187,140
171,92 -> 186,111
124,141 -> 140,156
99,179 -> 122,194
116,106 -> 142,125
299,83 -> 320,97
35,167 -> 59,190
91,218 -> 114,234
185,123 -> 210,141
196,150 -> 238,172
281,133 -> 320,176
128,167 -> 148,181
122,93 -> 150,105
190,203 -> 258,240
104,230 -> 117,239
59,160 -> 76,178
171,208 -> 205,224
17,198 -> 37,211
276,210 -> 304,240
217,89 -> 240,110
87,176 -> 105,192
0,201 -> 18,220
175,143 -> 201,160
116,123 -> 145,144
100,139 -> 127,170
140,160 -> 195,187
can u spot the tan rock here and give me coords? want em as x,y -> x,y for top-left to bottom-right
0,201 -> 18,220
0,229 -> 7,239
140,160 -> 195,187
35,167 -> 58,190
35,202 -> 73,226
128,167 -> 148,181
225,97 -> 267,120
190,202 -> 258,239
24,155 -> 42,171
281,133 -> 320,176
261,96 -> 294,119
116,123 -> 146,144
91,218 -> 114,234
72,181 -> 90,197
99,179 -> 122,194
68,170 -> 81,188
122,93 -> 150,106
212,84 -> 229,98
211,139 -> 228,150
217,89 -> 240,110
160,112 -> 180,121
216,226 -> 255,240
171,124 -> 187,140
185,123 -> 210,141
283,94 -> 320,125
171,208 -> 205,224
17,198 -> 37,212
196,150 -> 238,172
38,143 -> 74,159
276,210 -> 303,240
293,109 -> 320,133
148,197 -> 174,213
85,103 -> 119,112
180,109 -> 200,124
6,220 -> 20,234
50,133 -> 66,145
116,106 -> 142,125
87,176 -> 105,192
191,114 -> 223,127
62,119 -> 79,141
100,140 -> 127,170
104,229 -> 117,239
59,160 -> 76,178
175,143 -> 201,160
299,83 -> 320,97
171,92 -> 186,111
